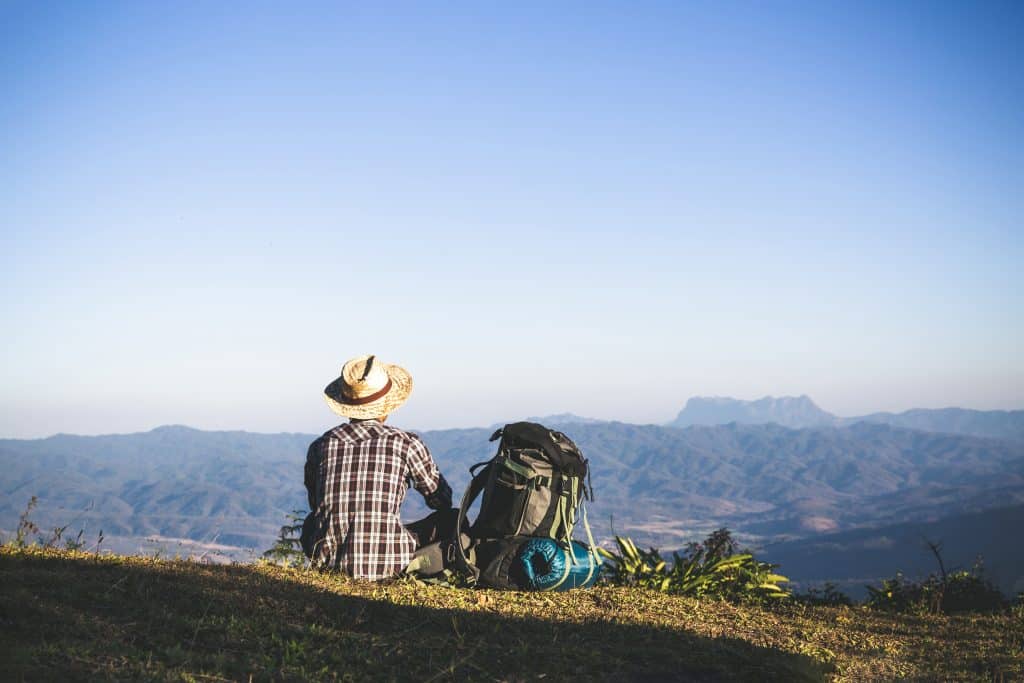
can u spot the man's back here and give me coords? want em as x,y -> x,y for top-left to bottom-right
303,420 -> 442,579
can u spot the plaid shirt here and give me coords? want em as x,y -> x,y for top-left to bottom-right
303,421 -> 444,579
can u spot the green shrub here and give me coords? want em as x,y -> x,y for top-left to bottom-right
795,582 -> 854,607
865,561 -> 1006,614
865,573 -> 921,613
935,567 -> 1006,614
262,510 -> 307,567
598,528 -> 790,600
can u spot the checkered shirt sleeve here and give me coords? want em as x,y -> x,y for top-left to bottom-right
303,422 -> 444,579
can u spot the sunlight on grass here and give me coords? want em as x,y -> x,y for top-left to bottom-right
1,546 -> 1021,681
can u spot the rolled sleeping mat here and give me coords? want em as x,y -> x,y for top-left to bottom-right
515,538 -> 602,591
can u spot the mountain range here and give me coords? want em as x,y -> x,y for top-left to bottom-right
2,397 -> 1022,594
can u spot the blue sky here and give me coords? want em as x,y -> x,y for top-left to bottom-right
2,2 -> 1022,437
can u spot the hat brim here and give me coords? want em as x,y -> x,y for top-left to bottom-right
323,363 -> 413,419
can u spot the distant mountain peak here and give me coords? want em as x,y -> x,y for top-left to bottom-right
526,413 -> 605,425
150,425 -> 203,434
671,395 -> 837,429
488,413 -> 606,430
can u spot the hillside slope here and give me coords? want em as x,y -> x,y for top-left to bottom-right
3,546 -> 1022,681
762,504 -> 1024,599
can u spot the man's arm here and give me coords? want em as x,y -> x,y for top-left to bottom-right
424,474 -> 453,510
405,434 -> 452,510
304,437 -> 323,511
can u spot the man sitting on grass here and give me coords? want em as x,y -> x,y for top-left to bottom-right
301,354 -> 455,579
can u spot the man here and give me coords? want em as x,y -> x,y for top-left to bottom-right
301,354 -> 455,579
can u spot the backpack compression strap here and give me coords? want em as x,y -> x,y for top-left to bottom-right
453,462 -> 489,584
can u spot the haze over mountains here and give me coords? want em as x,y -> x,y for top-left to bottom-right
1,396 -> 1021,595
669,396 -> 1024,442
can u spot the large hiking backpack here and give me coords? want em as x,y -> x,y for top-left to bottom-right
453,422 -> 601,589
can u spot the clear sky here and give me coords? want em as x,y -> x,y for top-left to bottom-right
2,1 -> 1022,438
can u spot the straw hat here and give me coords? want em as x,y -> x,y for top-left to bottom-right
323,354 -> 413,419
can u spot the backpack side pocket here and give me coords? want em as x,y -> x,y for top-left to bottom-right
473,455 -> 533,537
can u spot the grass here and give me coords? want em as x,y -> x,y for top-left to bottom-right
1,546 -> 1021,681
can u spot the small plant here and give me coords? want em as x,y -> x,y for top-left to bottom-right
796,582 -> 854,607
44,524 -> 86,551
865,573 -> 921,613
5,496 -> 93,551
12,496 -> 41,548
598,528 -> 790,600
262,510 -> 307,567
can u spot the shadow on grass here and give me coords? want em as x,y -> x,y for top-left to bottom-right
0,549 -> 830,682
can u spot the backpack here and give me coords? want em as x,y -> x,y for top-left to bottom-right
452,422 -> 601,588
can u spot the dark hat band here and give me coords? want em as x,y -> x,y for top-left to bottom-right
339,378 -> 393,405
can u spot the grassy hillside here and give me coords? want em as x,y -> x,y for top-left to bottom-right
2,547 -> 1021,681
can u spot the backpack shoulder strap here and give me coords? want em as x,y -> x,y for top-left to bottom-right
453,462 -> 489,583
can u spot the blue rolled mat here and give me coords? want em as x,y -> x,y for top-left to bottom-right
516,538 -> 602,591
